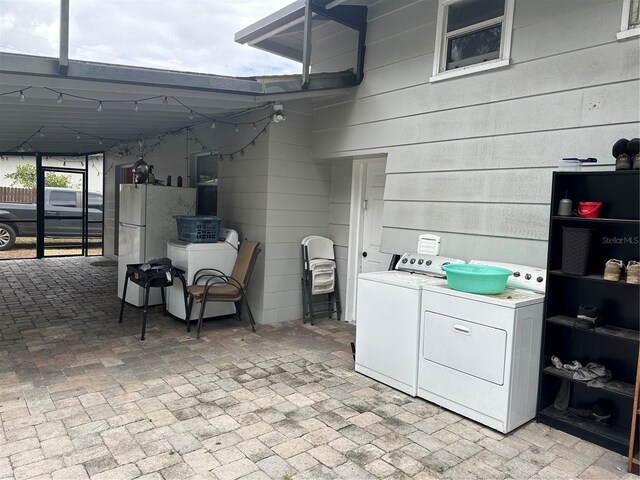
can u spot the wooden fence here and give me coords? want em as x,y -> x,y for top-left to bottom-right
0,187 -> 36,203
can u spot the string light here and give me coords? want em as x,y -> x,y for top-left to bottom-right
97,101 -> 103,112
57,93 -> 63,103
19,90 -> 25,102
163,96 -> 169,105
210,121 -> 216,129
252,123 -> 257,130
134,101 -> 139,112
189,110 -> 195,121
6,99 -> 280,157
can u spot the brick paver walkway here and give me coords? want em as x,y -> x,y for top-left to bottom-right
0,258 -> 632,479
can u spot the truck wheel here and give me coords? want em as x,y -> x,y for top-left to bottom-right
0,223 -> 16,251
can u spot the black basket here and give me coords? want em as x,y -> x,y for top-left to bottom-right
562,227 -> 593,276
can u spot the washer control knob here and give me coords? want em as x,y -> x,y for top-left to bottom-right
418,259 -> 424,265
426,260 -> 432,266
401,258 -> 408,264
513,272 -> 520,277
525,274 -> 532,280
410,258 -> 416,264
537,276 -> 544,283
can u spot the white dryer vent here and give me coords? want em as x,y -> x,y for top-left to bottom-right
417,234 -> 441,255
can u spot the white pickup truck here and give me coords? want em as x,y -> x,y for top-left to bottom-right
0,188 -> 103,250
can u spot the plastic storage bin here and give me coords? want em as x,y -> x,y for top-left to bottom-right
175,216 -> 221,243
442,264 -> 512,294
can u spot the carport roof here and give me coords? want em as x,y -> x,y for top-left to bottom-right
0,52 -> 355,154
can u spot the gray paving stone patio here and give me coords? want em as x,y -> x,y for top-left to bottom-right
0,257 -> 633,479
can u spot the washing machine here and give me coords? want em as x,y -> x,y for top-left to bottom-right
166,229 -> 239,322
418,261 -> 546,433
354,253 -> 464,396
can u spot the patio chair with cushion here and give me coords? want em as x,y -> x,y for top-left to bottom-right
185,240 -> 261,338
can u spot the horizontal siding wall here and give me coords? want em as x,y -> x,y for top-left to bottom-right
329,159 -> 353,315
312,0 -> 640,267
262,100 -> 331,324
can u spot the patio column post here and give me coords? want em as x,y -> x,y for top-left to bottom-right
301,0 -> 312,89
59,0 -> 69,75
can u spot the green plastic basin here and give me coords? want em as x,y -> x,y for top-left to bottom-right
442,264 -> 512,295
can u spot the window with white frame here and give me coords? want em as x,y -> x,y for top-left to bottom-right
431,0 -> 515,82
618,0 -> 640,39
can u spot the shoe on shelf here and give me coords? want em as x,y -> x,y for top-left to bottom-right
567,401 -> 612,427
576,304 -> 599,328
616,153 -> 632,170
627,261 -> 639,285
604,259 -> 624,281
627,138 -> 639,169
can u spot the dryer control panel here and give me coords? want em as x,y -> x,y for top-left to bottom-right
469,260 -> 546,293
396,253 -> 464,276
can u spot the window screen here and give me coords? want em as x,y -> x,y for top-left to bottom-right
447,24 -> 502,68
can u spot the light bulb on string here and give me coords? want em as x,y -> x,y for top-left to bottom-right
189,110 -> 194,121
210,121 -> 216,129
76,133 -> 81,139
63,161 -> 66,166
163,96 -> 169,105
250,140 -> 256,148
97,101 -> 103,112
252,123 -> 257,130
98,138 -> 103,145
230,154 -> 234,161
134,101 -> 139,112
234,124 -> 239,133
240,149 -> 245,157
39,130 -> 44,138
19,90 -> 25,102
56,93 -> 63,103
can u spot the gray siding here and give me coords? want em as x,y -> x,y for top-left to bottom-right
329,159 -> 353,312
312,0 -> 640,267
262,100 -> 331,324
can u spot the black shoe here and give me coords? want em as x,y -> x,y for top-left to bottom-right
576,304 -> 599,329
567,401 -> 611,427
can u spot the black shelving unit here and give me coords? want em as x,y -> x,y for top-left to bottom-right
537,170 -> 640,456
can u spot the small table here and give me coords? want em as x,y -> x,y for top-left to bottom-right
118,263 -> 188,340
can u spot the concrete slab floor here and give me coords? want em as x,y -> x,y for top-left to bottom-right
0,257 -> 632,479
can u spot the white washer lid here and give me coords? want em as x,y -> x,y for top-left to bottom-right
359,270 -> 445,289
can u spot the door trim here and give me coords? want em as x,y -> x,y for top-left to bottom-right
345,156 -> 387,324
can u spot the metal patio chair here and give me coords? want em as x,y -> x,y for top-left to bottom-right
185,240 -> 261,338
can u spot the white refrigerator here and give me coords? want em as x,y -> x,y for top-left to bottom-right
117,184 -> 195,307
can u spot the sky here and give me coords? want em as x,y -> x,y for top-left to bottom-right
0,0 -> 300,76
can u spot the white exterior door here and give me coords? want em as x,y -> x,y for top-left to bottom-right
346,157 -> 392,324
360,161 -> 391,274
